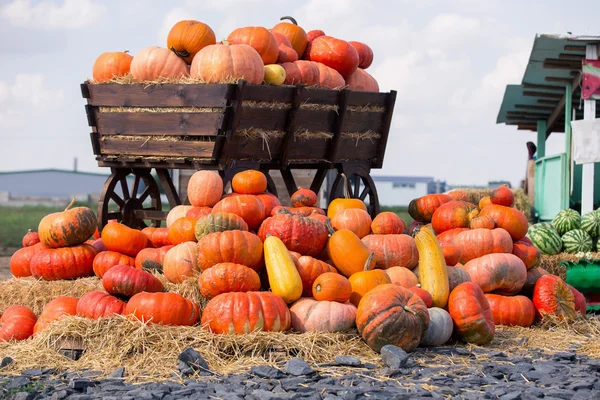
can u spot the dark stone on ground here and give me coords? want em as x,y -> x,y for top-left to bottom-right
6,376 -> 31,390
70,378 -> 94,391
334,356 -> 362,367
250,365 -> 284,379
178,347 -> 211,375
109,367 -> 125,378
13,392 -> 37,400
285,358 -> 314,376
0,356 -> 13,369
380,345 -> 409,369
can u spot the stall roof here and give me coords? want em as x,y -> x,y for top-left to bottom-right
497,34 -> 600,135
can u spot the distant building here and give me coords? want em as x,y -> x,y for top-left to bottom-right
371,176 -> 447,207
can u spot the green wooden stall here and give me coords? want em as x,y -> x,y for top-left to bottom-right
497,34 -> 600,221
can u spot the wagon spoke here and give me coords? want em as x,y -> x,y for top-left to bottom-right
109,192 -> 124,207
353,176 -> 361,198
120,176 -> 130,200
359,185 -> 371,201
106,211 -> 121,220
139,186 -> 152,203
132,174 -> 141,197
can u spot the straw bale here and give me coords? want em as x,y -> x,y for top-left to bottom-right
539,252 -> 600,280
99,106 -> 222,113
452,188 -> 531,219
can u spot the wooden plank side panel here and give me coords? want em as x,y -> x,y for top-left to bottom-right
85,83 -> 231,107
243,84 -> 342,105
100,138 -> 215,157
346,91 -> 388,107
225,136 -> 284,160
335,138 -> 379,161
237,108 -> 339,132
287,138 -> 330,160
95,112 -> 223,136
342,111 -> 384,133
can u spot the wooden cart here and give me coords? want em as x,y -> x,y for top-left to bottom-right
81,80 -> 397,229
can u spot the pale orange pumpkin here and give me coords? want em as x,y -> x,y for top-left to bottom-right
385,266 -> 418,288
190,42 -> 264,84
331,208 -> 372,238
163,242 -> 199,283
346,69 -> 379,92
280,61 -> 320,86
167,20 -> 216,64
187,171 -> 223,208
130,46 -> 188,81
315,62 -> 345,89
227,26 -> 279,65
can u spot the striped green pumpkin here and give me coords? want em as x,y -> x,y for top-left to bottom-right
527,226 -> 562,255
552,209 -> 581,236
562,229 -> 593,254
581,210 -> 600,239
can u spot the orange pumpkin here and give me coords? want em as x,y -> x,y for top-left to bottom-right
271,31 -> 292,47
408,194 -> 451,223
231,170 -> 268,195
227,27 -> 279,65
490,184 -> 514,207
102,223 -> 148,257
256,193 -> 281,217
149,227 -> 171,247
385,266 -> 418,288
484,294 -> 535,327
277,45 -> 298,63
512,238 -> 540,269
92,51 -> 133,83
38,203 -> 97,248
212,195 -> 265,231
34,296 -> 78,335
307,36 -> 359,79
532,274 -> 576,320
479,205 -> 528,240
346,68 -> 379,92
331,208 -> 372,238
126,292 -> 200,326
348,41 -> 373,69
134,245 -> 172,271
445,190 -> 470,202
327,196 -> 368,220
167,20 -> 216,64
291,188 -> 317,207
453,228 -> 513,263
76,291 -> 126,319
280,60 -> 320,86
461,253 -> 527,295
187,171 -> 223,208
312,272 -> 352,303
102,264 -> 164,297
166,205 -> 194,227
440,243 -> 461,266
92,250 -> 136,278
0,305 -> 37,342
436,228 -> 470,245
198,262 -> 261,299
348,261 -> 391,306
9,242 -> 45,278
470,215 -> 495,230
361,234 -> 419,269
186,206 -> 213,220
431,201 -> 479,234
167,216 -> 198,245
478,196 -> 492,210
30,244 -> 97,281
130,46 -> 188,81
327,229 -> 376,277
289,252 -> 337,296
315,62 -> 345,89
271,16 -> 308,58
163,242 -> 199,283
190,42 -> 264,84
448,282 -> 494,345
371,212 -> 406,235
21,229 -> 40,247
196,230 -> 264,272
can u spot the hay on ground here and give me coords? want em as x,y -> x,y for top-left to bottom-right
0,275 -> 204,315
452,188 -> 531,219
103,135 -> 215,143
539,252 -> 600,280
99,106 -> 223,113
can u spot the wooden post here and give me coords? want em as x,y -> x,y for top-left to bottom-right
564,83 -> 573,208
536,120 -> 546,158
582,44 -> 598,214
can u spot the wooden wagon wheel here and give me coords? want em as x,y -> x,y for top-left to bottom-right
329,168 -> 380,218
98,168 -> 162,230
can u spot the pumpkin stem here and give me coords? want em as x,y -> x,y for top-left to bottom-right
65,199 -> 76,211
363,252 -> 374,271
280,16 -> 298,25
169,46 -> 190,59
341,173 -> 351,199
124,50 -> 129,54
403,305 -> 417,316
325,219 -> 336,236
277,207 -> 293,216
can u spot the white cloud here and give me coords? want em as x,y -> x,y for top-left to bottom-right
0,74 -> 64,128
0,0 -> 105,30
424,14 -> 481,46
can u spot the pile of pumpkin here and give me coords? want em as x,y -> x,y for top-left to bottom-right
1,175 -> 586,355
91,16 -> 378,91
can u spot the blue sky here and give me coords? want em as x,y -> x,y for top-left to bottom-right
1,0 -> 599,187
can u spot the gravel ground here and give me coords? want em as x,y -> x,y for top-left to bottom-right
0,256 -> 12,280
1,346 -> 599,400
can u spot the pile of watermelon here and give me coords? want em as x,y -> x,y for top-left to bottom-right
527,208 -> 600,255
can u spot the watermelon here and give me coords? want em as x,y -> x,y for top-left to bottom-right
562,229 -> 593,254
527,226 -> 562,255
581,210 -> 600,238
552,209 -> 581,236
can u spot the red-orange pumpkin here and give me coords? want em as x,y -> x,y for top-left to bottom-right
315,62 -> 345,89
532,275 -> 576,320
227,27 -> 279,65
281,60 -> 320,86
102,223 -> 148,257
9,242 -> 45,277
461,253 -> 527,295
34,296 -> 78,335
289,252 -> 337,297
22,229 -> 40,247
306,30 -> 325,43
361,234 -> 419,269
212,195 -> 265,231
167,20 -> 216,64
258,210 -> 328,257
271,206 -> 325,217
408,194 -> 452,223
436,228 -> 470,245
130,46 -> 188,81
134,245 -> 173,271
346,68 -> 379,92
92,51 -> 133,82
448,282 -> 495,345
291,188 -> 318,207
231,170 -> 268,195
371,212 -> 406,235
331,208 -> 372,239
93,250 -> 136,278
569,284 -> 587,316
431,201 -> 479,234
256,193 -> 281,217
445,190 -> 470,202
348,263 -> 391,307
490,184 -> 514,207
484,294 -> 535,327
271,31 -> 292,47
150,227 -> 171,247
453,228 -> 513,263
201,291 -> 291,334
440,243 -> 461,266
126,292 -> 200,326
469,215 -> 495,230
186,206 -> 213,220
356,284 -> 429,352
30,244 -> 97,281
197,231 -> 264,272
307,36 -> 359,79
190,42 -> 264,84
408,286 -> 433,308
479,205 -> 528,240
348,41 -> 373,69
198,262 -> 261,299
187,171 -> 223,208
163,242 -> 199,283
38,204 -> 97,248
512,239 -> 540,269
0,305 -> 37,341
102,264 -> 164,297
277,45 -> 298,63
76,291 -> 127,319
167,205 -> 194,227
167,216 -> 198,245
312,272 -> 352,303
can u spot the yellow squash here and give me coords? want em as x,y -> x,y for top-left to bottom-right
414,226 -> 450,308
264,236 -> 303,304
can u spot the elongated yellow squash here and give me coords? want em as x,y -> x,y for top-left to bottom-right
414,226 -> 449,308
264,236 -> 303,304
